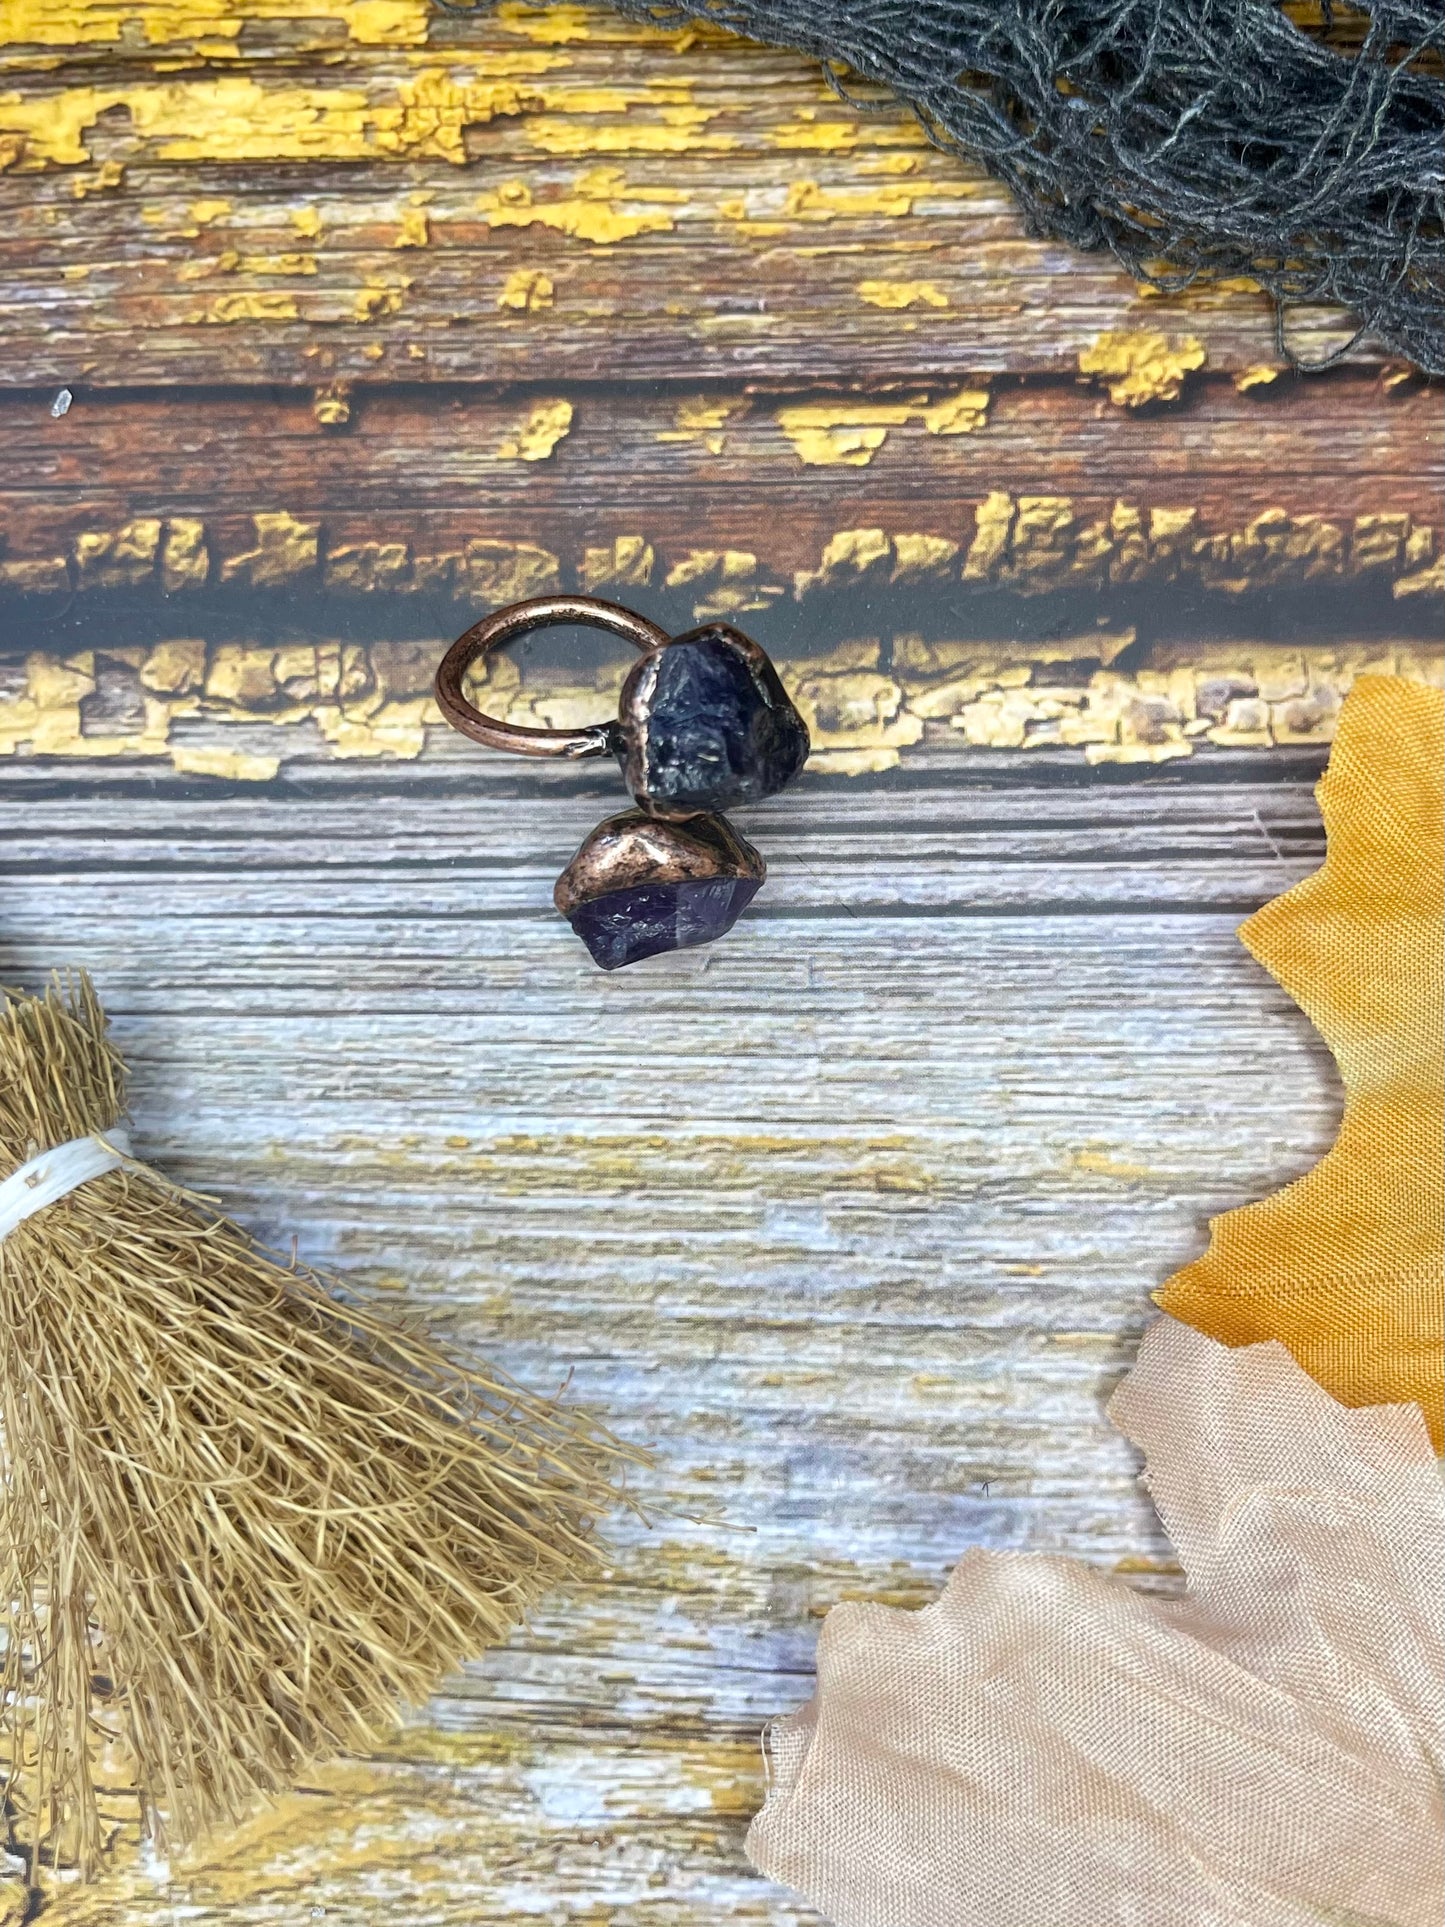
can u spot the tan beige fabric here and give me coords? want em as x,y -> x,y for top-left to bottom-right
747,1317 -> 1445,1927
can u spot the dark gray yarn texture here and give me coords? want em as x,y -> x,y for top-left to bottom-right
443,0 -> 1445,372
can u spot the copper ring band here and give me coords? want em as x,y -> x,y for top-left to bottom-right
434,593 -> 671,759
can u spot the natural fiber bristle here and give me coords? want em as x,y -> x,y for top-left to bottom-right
0,973 -> 641,1879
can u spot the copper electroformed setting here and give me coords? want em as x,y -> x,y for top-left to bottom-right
435,593 -> 809,970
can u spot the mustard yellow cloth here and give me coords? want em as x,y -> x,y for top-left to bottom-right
1159,675 -> 1444,1447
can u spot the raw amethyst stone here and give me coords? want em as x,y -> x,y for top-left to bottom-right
565,874 -> 762,971
617,623 -> 810,818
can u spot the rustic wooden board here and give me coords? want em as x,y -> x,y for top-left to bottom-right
0,4 -> 1437,1922
0,754 -> 1343,1926
0,27 -> 1370,389
3,367 -> 1440,779
4,377 -> 1438,570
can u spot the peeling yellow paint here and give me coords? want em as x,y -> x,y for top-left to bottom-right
960,490 -> 1014,582
785,179 -> 917,221
69,156 -> 125,196
16,498 -> 1437,621
495,397 -> 573,461
856,279 -> 949,310
177,253 -> 217,282
675,398 -> 733,435
220,512 -> 318,588
777,402 -> 907,466
860,152 -> 921,175
327,541 -> 409,591
140,638 -> 206,695
787,662 -> 924,773
663,547 -> 776,619
393,204 -> 429,247
920,389 -> 989,435
0,2 -> 132,45
313,381 -> 353,426
0,58 -> 579,173
291,204 -> 322,240
777,388 -> 989,465
177,246 -> 238,278
478,169 -> 675,246
7,409 -> 1437,787
666,548 -> 729,588
891,534 -> 960,583
352,281 -> 409,321
3,633 -> 1438,781
494,2 -> 596,43
655,396 -> 738,454
524,101 -> 737,158
497,266 -> 554,310
171,742 -> 280,782
207,289 -> 298,323
1235,364 -> 1282,392
1396,555 -> 1445,598
238,251 -> 317,275
314,698 -> 430,760
0,651 -> 170,763
204,643 -> 280,707
161,520 -> 209,592
582,534 -> 654,592
793,528 -> 894,595
0,88 -> 114,169
74,519 -> 161,590
1079,330 -> 1207,407
244,2 -> 429,48
459,541 -> 545,604
188,196 -> 231,224
772,117 -> 859,153
0,3 -> 434,51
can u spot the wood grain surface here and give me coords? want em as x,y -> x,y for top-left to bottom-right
5,379 -> 1439,573
0,10 -> 1375,389
1,754 -> 1343,1926
0,2 -> 1440,1922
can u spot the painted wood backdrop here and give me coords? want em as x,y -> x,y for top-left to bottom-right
0,3 -> 1441,1922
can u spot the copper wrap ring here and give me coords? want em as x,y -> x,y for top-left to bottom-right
434,591 -> 811,967
434,592 -> 670,759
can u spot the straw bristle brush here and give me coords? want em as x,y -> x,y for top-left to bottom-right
0,972 -> 635,1879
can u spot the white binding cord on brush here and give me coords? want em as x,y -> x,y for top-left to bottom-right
0,1128 -> 134,1241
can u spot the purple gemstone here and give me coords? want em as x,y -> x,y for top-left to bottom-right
617,625 -> 810,818
564,875 -> 762,971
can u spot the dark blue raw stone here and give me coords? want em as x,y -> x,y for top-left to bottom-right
565,875 -> 762,970
623,627 -> 809,816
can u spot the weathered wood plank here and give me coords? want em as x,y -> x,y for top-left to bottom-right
0,22 -> 1372,386
2,0 -> 450,60
5,375 -> 1437,529
3,626 -> 1439,784
0,757 -> 1342,1924
0,761 -> 1330,909
0,7 -> 1417,1921
2,376 -> 1439,618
